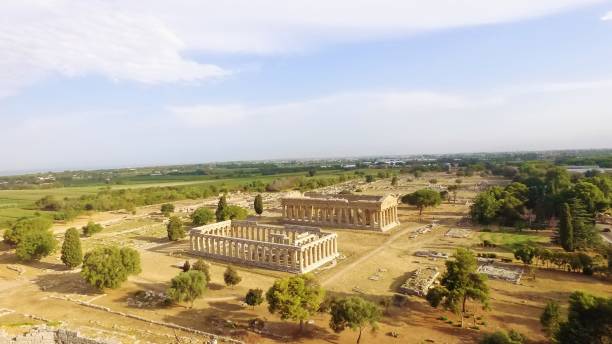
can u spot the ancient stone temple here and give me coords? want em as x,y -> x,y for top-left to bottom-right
281,192 -> 400,232
189,220 -> 339,273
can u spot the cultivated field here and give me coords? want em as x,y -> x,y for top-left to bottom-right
1,172 -> 610,343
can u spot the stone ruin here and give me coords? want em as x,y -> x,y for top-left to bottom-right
190,220 -> 339,273
0,327 -> 119,344
477,264 -> 523,284
399,267 -> 440,296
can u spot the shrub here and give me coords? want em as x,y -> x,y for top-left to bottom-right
82,221 -> 103,237
166,216 -> 185,241
160,203 -> 175,216
190,207 -> 214,226
223,266 -> 242,287
15,228 -> 57,261
245,288 -> 264,308
191,259 -> 211,283
3,217 -> 53,246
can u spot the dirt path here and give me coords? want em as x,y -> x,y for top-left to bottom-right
322,224 -> 440,287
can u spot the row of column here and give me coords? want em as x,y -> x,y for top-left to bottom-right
283,203 -> 399,229
190,234 -> 338,272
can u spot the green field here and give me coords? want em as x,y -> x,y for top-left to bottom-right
0,169 -> 367,229
478,230 -> 549,251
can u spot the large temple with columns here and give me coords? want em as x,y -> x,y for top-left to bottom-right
189,220 -> 339,273
281,192 -> 400,232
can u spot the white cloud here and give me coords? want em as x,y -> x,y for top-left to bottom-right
0,0 -> 228,98
0,0 -> 602,97
602,11 -> 612,20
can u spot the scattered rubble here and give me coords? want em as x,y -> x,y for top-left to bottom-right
414,251 -> 449,260
445,228 -> 471,238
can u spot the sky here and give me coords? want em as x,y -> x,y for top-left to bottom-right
1,0 -> 612,173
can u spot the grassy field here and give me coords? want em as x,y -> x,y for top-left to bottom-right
477,230 -> 549,250
0,169 -> 364,229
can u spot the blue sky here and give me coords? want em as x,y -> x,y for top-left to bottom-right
1,0 -> 612,173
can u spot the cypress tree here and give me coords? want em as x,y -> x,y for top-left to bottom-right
215,195 -> 228,221
254,194 -> 263,216
559,203 -> 574,252
61,227 -> 83,269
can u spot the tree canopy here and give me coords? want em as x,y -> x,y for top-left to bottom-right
401,189 -> 442,216
555,291 -> 612,344
190,207 -> 214,226
254,194 -> 264,215
3,217 -> 53,246
266,274 -> 326,330
329,296 -> 381,344
166,216 -> 185,241
15,227 -> 57,261
166,270 -> 207,308
223,266 -> 242,287
426,248 -> 489,326
61,227 -> 83,269
81,246 -> 141,289
245,288 -> 264,309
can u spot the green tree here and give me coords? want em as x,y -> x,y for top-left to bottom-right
391,176 -> 398,186
513,244 -> 536,266
191,259 -> 211,283
401,189 -> 442,216
15,228 -> 57,261
245,288 -> 264,309
81,246 -> 141,289
556,291 -> 612,344
266,274 -> 326,331
426,248 -> 489,327
470,189 -> 500,224
166,270 -> 207,308
559,203 -> 574,252
166,216 -> 185,241
61,227 -> 83,269
429,178 -> 438,185
365,175 -> 374,183
82,221 -> 103,237
215,195 -> 228,221
254,194 -> 264,216
3,217 -> 53,246
329,296 -> 381,344
540,300 -> 561,338
223,266 -> 242,288
160,203 -> 175,217
308,168 -> 317,177
190,207 -> 214,226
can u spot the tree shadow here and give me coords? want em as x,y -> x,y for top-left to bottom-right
34,271 -> 99,295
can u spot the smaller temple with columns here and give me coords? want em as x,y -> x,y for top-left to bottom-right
281,192 -> 400,232
189,220 -> 339,273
